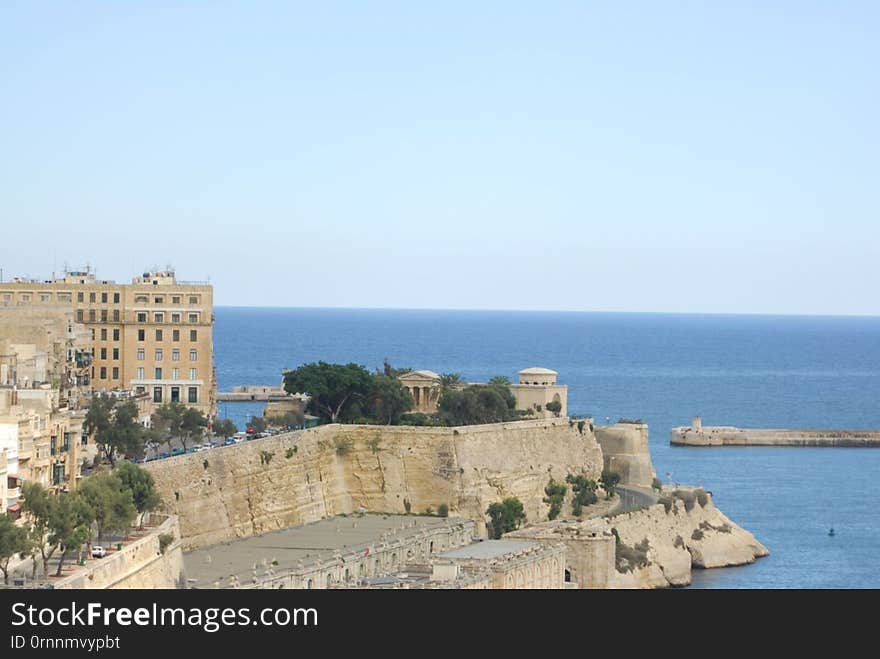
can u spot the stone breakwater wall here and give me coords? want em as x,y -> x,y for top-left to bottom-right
53,514 -> 185,590
146,418 -> 604,550
672,426 -> 880,447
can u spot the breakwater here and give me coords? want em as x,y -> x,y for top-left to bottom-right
672,422 -> 880,447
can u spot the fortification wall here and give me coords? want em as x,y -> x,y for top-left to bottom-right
594,423 -> 656,487
672,426 -> 880,447
53,514 -> 185,590
146,418 -> 603,550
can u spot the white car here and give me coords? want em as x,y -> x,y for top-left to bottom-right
91,546 -> 106,559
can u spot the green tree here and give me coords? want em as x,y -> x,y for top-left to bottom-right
545,400 -> 562,417
0,515 -> 30,584
86,397 -> 146,464
213,418 -> 238,438
116,462 -> 160,526
21,481 -> 58,577
368,374 -> 414,425
438,384 -> 518,426
283,362 -> 375,423
79,473 -> 136,541
180,407 -> 208,449
152,402 -> 185,449
566,474 -> 598,516
49,492 -> 94,576
439,373 -> 463,390
600,470 -> 621,499
382,359 -> 412,378
272,410 -> 304,430
486,497 -> 526,539
543,479 -> 567,520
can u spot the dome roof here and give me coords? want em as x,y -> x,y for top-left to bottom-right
517,367 -> 558,376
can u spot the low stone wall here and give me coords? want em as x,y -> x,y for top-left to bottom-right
672,426 -> 880,447
147,418 -> 604,550
53,514 -> 185,590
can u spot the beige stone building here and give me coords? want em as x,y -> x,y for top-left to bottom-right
510,367 -> 568,418
0,268 -> 215,416
399,370 -> 441,412
0,448 -> 8,513
398,366 -> 568,419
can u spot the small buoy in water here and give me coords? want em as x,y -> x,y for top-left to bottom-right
828,528 -> 835,537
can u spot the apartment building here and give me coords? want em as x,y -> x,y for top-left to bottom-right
0,268 -> 215,417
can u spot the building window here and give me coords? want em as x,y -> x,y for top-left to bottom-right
171,313 -> 181,323
171,387 -> 180,403
101,309 -> 108,322
100,348 -> 107,359
51,436 -> 57,455
188,387 -> 198,403
188,313 -> 198,323
137,367 -> 144,380
113,309 -> 120,322
153,387 -> 163,403
189,296 -> 199,304
172,368 -> 179,380
154,312 -> 164,323
137,348 -> 145,360
113,328 -> 120,341
2,293 -> 11,303
20,294 -> 31,302
135,295 -> 148,304
101,292 -> 108,303
172,349 -> 180,361
40,293 -> 51,302
100,328 -> 107,340
53,464 -> 65,486
137,312 -> 147,323
76,310 -> 84,322
135,386 -> 145,395
88,309 -> 96,322
155,367 -> 163,379
190,330 -> 197,342
77,292 -> 84,302
155,349 -> 163,361
189,349 -> 197,361
112,367 -> 119,379
172,296 -> 181,304
156,329 -> 163,341
154,296 -> 164,304
138,329 -> 145,341
58,292 -> 71,302
89,292 -> 96,303
100,367 -> 107,379
190,368 -> 197,380
112,348 -> 119,360
113,292 -> 120,303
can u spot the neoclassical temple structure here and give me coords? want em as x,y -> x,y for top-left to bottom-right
399,367 -> 567,418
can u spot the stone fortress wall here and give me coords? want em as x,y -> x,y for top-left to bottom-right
146,418 -> 604,550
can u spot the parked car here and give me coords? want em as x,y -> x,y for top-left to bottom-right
91,546 -> 106,559
171,447 -> 184,456
159,452 -> 171,459
223,437 -> 236,446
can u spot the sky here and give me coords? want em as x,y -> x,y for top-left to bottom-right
1,2 -> 878,314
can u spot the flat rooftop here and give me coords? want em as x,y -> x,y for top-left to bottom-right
184,514 -> 460,586
438,539 -> 538,561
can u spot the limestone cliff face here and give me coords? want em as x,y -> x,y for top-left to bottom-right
147,418 -> 603,550
597,494 -> 769,588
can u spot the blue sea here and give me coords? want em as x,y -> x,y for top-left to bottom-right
214,308 -> 880,589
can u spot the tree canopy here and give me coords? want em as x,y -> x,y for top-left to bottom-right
85,397 -> 147,464
486,498 -> 526,539
283,362 -> 375,423
368,374 -> 414,425
0,514 -> 30,584
152,402 -> 208,449
437,380 -> 518,427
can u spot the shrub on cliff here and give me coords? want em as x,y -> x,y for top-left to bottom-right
545,400 -> 562,417
486,498 -> 526,539
615,535 -> 650,573
438,382 -> 518,427
566,474 -> 598,517
543,479 -> 567,520
600,470 -> 621,499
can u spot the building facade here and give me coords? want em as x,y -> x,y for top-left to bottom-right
0,269 -> 215,416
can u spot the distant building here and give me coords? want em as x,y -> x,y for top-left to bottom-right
0,449 -> 7,514
398,366 -> 568,419
0,268 -> 215,417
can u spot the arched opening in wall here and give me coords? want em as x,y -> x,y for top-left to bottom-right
306,579 -> 313,589
553,393 -> 561,404
564,569 -> 571,583
430,541 -> 434,553
344,568 -> 350,582
327,573 -> 333,587
391,553 -> 397,565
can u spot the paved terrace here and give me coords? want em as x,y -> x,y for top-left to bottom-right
184,514 -> 459,586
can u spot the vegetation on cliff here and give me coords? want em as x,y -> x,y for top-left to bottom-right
486,498 -> 527,539
543,479 -> 567,520
566,474 -> 598,516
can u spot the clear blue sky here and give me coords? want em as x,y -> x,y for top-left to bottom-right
2,2 -> 878,314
